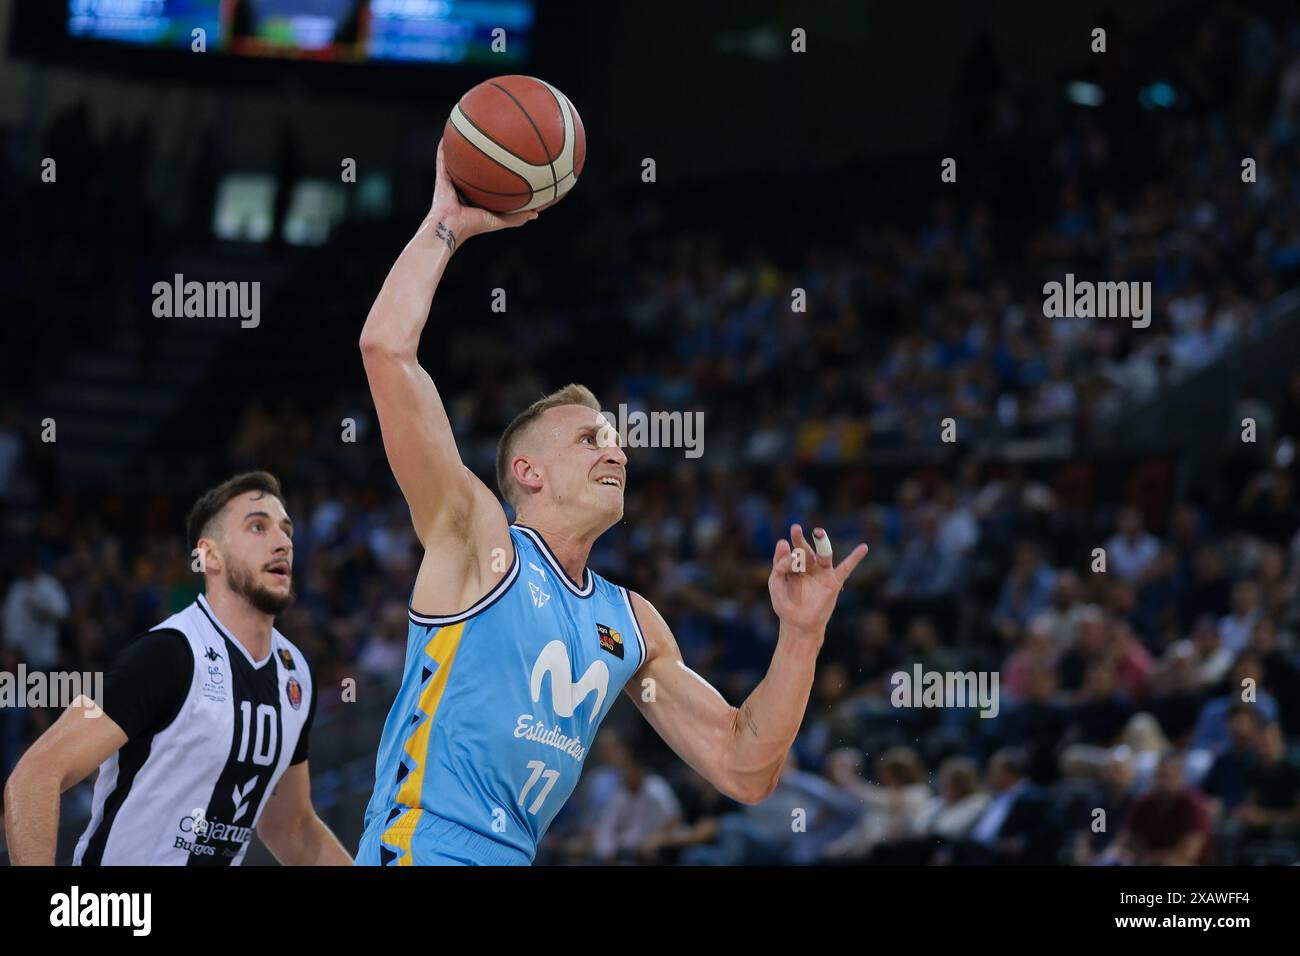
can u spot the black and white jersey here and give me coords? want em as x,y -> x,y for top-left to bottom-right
73,594 -> 316,866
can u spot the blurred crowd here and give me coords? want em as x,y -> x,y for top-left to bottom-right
4,393 -> 1300,865
535,432 -> 1300,865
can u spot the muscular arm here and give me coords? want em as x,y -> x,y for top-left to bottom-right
359,218 -> 475,545
360,141 -> 534,609
6,629 -> 191,864
628,595 -> 822,804
4,697 -> 127,865
627,525 -> 867,805
256,762 -> 352,866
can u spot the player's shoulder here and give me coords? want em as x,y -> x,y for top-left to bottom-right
588,567 -> 628,601
112,626 -> 194,680
623,589 -> 672,658
144,624 -> 191,644
581,563 -> 635,608
153,597 -> 206,636
624,588 -> 659,620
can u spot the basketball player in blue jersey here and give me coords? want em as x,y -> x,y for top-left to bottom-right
355,141 -> 868,866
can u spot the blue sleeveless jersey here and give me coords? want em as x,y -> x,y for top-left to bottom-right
361,524 -> 647,863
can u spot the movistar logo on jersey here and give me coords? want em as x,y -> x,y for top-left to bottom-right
529,640 -> 608,723
512,640 -> 611,763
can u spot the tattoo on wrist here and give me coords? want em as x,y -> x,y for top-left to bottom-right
434,220 -> 456,253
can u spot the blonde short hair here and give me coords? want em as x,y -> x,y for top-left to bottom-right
495,383 -> 601,509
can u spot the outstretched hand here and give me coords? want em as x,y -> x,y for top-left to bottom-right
424,138 -> 537,250
768,525 -> 868,639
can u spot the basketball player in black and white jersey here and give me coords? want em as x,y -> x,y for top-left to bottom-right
4,471 -> 351,865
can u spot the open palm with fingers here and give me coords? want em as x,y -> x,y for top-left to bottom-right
768,524 -> 869,637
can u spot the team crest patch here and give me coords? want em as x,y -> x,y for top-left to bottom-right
277,648 -> 296,670
596,623 -> 624,659
286,676 -> 303,710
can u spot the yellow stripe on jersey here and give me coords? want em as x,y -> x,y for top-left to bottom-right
380,808 -> 422,866
395,621 -> 467,810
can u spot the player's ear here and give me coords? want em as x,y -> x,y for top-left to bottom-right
511,455 -> 543,493
197,538 -> 222,575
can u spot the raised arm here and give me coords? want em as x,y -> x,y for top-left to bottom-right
359,140 -> 536,548
627,525 -> 867,804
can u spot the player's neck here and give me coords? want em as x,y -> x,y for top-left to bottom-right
516,517 -> 594,584
203,589 -> 275,662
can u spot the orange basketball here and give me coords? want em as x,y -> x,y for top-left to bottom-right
443,75 -> 586,214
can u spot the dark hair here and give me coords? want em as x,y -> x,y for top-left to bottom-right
186,471 -> 286,549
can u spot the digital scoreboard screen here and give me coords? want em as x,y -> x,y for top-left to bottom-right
65,0 -> 534,64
